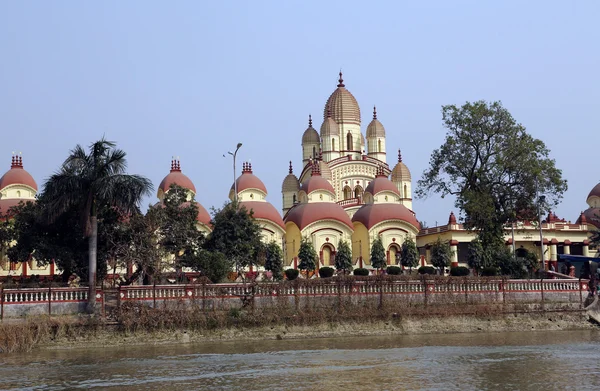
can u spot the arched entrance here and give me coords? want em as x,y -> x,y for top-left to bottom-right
320,243 -> 336,267
387,244 -> 401,266
343,186 -> 353,200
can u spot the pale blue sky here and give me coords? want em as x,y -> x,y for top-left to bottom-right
1,1 -> 598,227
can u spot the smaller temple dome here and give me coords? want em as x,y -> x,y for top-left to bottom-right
153,201 -> 211,227
391,150 -> 411,182
0,155 -> 38,192
587,182 -> 600,202
352,203 -> 420,230
282,161 -> 300,192
323,71 -> 361,125
364,166 -> 400,197
301,115 -> 320,144
320,109 -> 339,137
231,162 -> 268,196
300,161 -> 335,195
582,208 -> 600,229
285,202 -> 353,230
242,201 -> 285,230
158,158 -> 196,195
366,106 -> 386,138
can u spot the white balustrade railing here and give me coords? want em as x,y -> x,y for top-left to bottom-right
2,287 -> 91,304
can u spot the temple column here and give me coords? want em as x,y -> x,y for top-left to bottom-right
563,240 -> 571,255
583,240 -> 590,257
425,245 -> 431,265
550,238 -> 558,272
449,240 -> 459,267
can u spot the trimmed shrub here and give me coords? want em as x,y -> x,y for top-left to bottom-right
318,267 -> 335,278
284,268 -> 299,280
418,266 -> 436,275
353,268 -> 370,276
481,266 -> 498,277
386,266 -> 402,275
450,266 -> 470,276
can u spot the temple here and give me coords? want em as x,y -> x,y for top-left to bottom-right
0,73 -> 598,280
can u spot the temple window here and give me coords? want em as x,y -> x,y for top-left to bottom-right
343,186 -> 352,200
378,139 -> 382,153
346,133 -> 353,151
332,138 -> 336,151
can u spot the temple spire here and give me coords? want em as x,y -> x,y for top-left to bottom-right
308,114 -> 312,128
398,149 -> 402,163
337,70 -> 345,87
288,161 -> 293,174
373,106 -> 377,120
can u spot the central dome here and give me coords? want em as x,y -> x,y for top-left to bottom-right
323,72 -> 361,125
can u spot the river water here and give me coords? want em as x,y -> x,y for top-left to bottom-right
1,330 -> 600,390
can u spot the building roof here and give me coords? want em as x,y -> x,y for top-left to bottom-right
352,203 -> 420,230
158,159 -> 196,195
364,168 -> 400,197
391,150 -> 411,182
366,106 -> 386,138
285,202 -> 354,230
0,155 -> 38,192
588,183 -> 600,201
320,109 -> 339,137
583,207 -> 600,229
231,162 -> 268,195
300,162 -> 334,195
0,198 -> 34,217
302,115 -> 320,144
241,201 -> 285,230
323,72 -> 361,125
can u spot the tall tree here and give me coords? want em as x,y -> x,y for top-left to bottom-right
416,101 -> 567,250
430,238 -> 453,275
467,239 -> 489,274
335,239 -> 353,274
205,201 -> 264,276
370,237 -> 387,271
264,241 -> 284,281
400,237 -> 419,273
42,139 -> 153,312
297,237 -> 317,276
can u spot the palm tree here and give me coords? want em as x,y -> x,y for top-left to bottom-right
43,139 -> 153,312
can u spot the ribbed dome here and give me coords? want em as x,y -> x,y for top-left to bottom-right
320,110 -> 339,137
302,115 -> 320,144
583,208 -> 600,228
366,107 -> 386,138
391,150 -> 411,182
282,161 -> 300,193
323,72 -> 361,126
0,156 -> 38,191
153,201 -> 211,227
158,159 -> 196,196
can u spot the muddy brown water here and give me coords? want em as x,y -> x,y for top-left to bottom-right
1,330 -> 600,390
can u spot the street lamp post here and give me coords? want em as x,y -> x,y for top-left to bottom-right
536,178 -> 546,270
228,143 -> 243,203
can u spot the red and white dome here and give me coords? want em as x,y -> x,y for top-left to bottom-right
300,162 -> 334,195
285,202 -> 353,230
364,168 -> 400,197
230,162 -> 268,199
352,203 -> 420,230
158,159 -> 196,197
0,155 -> 38,192
241,201 -> 285,230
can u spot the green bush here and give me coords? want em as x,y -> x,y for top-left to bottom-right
318,267 -> 335,278
353,268 -> 370,276
481,266 -> 498,276
386,266 -> 402,275
418,266 -> 436,275
450,266 -> 470,276
284,268 -> 299,280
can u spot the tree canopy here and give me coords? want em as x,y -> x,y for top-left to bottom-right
416,101 -> 567,249
264,241 -> 284,281
370,237 -> 386,270
334,239 -> 353,274
297,237 -> 317,273
430,238 -> 453,274
204,201 -> 264,273
400,237 -> 419,272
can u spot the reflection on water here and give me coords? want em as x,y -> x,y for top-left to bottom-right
1,330 -> 600,390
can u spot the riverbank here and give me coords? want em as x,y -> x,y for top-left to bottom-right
1,309 -> 595,354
